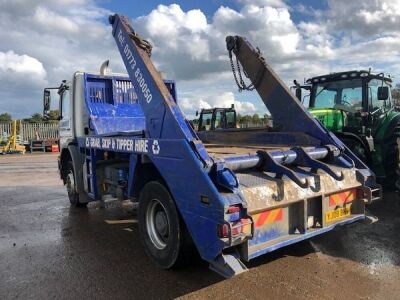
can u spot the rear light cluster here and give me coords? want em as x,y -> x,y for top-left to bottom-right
227,205 -> 240,222
227,206 -> 240,213
218,218 -> 252,238
217,205 -> 252,239
218,223 -> 230,238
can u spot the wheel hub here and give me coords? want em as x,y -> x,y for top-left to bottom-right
146,199 -> 170,250
66,172 -> 75,195
155,211 -> 168,237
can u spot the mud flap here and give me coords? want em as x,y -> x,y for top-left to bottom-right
209,251 -> 248,278
364,209 -> 379,224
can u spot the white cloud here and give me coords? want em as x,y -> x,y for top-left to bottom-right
33,6 -> 79,33
0,51 -> 46,77
179,91 -> 257,119
134,4 -> 213,78
326,0 -> 400,37
237,0 -> 288,8
0,51 -> 48,117
134,3 -> 301,81
0,0 -> 122,118
234,101 -> 257,115
0,0 -> 399,119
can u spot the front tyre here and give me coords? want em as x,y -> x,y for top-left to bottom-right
138,181 -> 188,269
65,161 -> 87,207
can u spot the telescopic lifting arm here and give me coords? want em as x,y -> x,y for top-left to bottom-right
226,36 -> 343,148
109,14 -> 212,166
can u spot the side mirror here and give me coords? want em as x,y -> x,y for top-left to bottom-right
293,80 -> 301,101
378,86 -> 389,100
43,89 -> 51,118
295,88 -> 302,101
195,110 -> 199,117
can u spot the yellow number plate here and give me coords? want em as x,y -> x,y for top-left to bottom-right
325,206 -> 351,223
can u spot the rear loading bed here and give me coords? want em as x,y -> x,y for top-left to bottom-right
203,142 -> 363,214
204,142 -> 367,261
204,143 -> 291,156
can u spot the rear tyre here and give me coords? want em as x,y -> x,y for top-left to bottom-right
65,161 -> 87,207
138,181 -> 190,269
383,134 -> 400,190
343,138 -> 368,163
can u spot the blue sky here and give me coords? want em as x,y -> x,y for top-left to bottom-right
0,0 -> 399,118
98,0 -> 328,22
99,0 -> 241,19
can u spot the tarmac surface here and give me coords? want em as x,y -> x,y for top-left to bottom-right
0,154 -> 399,299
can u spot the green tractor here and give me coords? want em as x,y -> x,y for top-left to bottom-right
195,105 -> 237,131
294,70 -> 400,189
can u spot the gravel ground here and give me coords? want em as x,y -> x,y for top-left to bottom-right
0,154 -> 399,299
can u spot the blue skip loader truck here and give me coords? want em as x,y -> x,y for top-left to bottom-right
43,14 -> 381,278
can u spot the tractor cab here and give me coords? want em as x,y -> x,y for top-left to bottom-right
295,71 -> 393,134
196,105 -> 237,131
294,71 -> 400,186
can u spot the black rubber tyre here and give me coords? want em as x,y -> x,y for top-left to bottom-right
65,161 -> 87,207
343,138 -> 368,164
383,134 -> 400,190
138,181 -> 190,269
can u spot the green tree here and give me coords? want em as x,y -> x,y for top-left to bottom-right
29,113 -> 43,123
392,83 -> 400,107
47,110 -> 60,121
252,113 -> 260,124
0,113 -> 12,122
241,115 -> 252,124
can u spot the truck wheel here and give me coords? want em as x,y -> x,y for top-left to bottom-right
66,161 -> 87,207
138,181 -> 189,269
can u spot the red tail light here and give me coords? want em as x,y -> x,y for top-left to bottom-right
227,205 -> 240,213
218,223 -> 230,238
217,218 -> 252,238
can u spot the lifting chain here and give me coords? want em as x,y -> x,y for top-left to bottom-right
228,49 -> 255,92
119,15 -> 153,57
130,32 -> 153,57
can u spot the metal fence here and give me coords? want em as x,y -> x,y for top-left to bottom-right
0,121 -> 270,143
239,121 -> 271,128
0,122 -> 59,144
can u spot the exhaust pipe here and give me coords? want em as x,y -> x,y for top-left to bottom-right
100,60 -> 109,76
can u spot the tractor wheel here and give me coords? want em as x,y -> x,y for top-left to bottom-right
343,138 -> 368,164
138,181 -> 192,269
65,161 -> 87,207
383,134 -> 400,190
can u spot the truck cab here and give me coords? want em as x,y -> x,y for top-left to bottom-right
43,70 -> 178,204
44,72 -> 178,148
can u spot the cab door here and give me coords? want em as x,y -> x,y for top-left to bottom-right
367,79 -> 391,128
58,85 -> 73,149
213,109 -> 225,130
